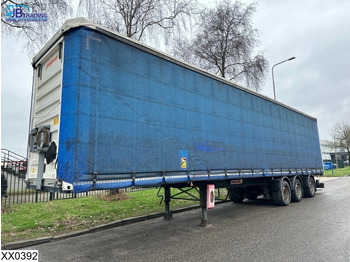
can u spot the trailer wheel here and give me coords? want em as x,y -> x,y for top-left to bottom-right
291,179 -> 303,202
273,180 -> 291,206
303,176 -> 316,198
228,188 -> 245,203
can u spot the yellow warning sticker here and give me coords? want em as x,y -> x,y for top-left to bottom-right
181,157 -> 187,169
53,116 -> 59,126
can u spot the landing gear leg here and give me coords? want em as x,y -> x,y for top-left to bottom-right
199,184 -> 210,227
164,185 -> 173,220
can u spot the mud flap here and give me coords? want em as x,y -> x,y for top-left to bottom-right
316,180 -> 325,188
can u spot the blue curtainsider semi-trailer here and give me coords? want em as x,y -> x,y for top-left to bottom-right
27,18 -> 324,225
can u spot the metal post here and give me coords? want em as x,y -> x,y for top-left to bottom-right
335,151 -> 339,170
16,173 -> 20,204
164,186 -> 173,220
272,57 -> 296,100
272,67 -> 276,100
36,152 -> 45,190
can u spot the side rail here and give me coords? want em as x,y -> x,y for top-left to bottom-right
69,167 -> 324,193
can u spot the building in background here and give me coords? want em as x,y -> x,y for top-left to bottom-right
320,139 -> 349,168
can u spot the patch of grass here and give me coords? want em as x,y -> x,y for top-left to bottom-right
1,187 -> 219,243
324,166 -> 350,177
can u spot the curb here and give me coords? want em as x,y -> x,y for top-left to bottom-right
2,202 -> 229,250
3,236 -> 53,250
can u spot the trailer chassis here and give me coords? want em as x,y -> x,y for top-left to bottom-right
159,174 -> 324,226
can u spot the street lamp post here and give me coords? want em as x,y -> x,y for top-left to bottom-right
272,57 -> 296,100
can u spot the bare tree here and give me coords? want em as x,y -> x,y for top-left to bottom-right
172,0 -> 268,91
78,0 -> 195,46
328,122 -> 350,165
1,0 -> 72,55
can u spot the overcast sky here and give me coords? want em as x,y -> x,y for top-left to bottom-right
1,0 -> 350,157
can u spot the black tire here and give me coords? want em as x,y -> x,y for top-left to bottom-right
273,180 -> 291,206
303,176 -> 316,198
291,179 -> 303,202
228,188 -> 245,203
